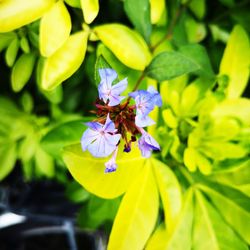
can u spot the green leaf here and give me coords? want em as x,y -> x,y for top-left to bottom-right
94,55 -> 112,86
65,181 -> 90,203
146,51 -> 200,82
40,0 -> 72,57
185,17 -> 207,43
94,24 -> 151,70
64,0 -> 81,8
179,44 -> 214,78
199,183 -> 250,244
63,144 -> 145,199
107,161 -> 158,250
188,0 -> 206,19
41,31 -> 88,90
5,37 -> 19,67
193,190 -> 248,250
152,159 -> 182,233
20,36 -> 30,53
0,141 -> 16,181
35,146 -> 54,178
124,0 -> 152,43
164,188 -> 194,250
0,32 -> 17,52
11,53 -> 36,92
41,119 -> 86,158
150,0 -> 166,25
219,25 -> 250,98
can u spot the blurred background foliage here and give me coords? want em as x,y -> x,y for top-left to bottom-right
0,0 -> 250,249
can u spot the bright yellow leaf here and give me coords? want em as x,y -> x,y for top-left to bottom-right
107,161 -> 158,250
219,25 -> 250,98
81,0 -> 99,24
94,24 -> 151,70
41,31 -> 88,90
0,0 -> 55,32
40,0 -> 71,57
63,144 -> 145,199
150,0 -> 166,24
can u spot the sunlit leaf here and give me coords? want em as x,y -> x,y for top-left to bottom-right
107,161 -> 158,250
41,31 -> 88,90
0,141 -> 16,181
164,188 -> 194,250
193,190 -> 248,250
0,32 -> 16,52
81,0 -> 99,24
40,0 -> 72,57
199,183 -> 250,244
65,0 -> 81,8
152,159 -> 182,233
124,0 -> 152,43
146,223 -> 168,250
94,24 -> 151,70
219,25 -> 250,98
63,144 -> 145,199
11,53 -> 36,92
150,0 -> 166,24
0,0 -> 55,32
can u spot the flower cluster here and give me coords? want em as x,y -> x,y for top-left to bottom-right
81,69 -> 162,173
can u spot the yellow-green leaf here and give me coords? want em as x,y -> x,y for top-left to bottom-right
0,0 -> 55,32
165,188 -> 194,250
41,31 -> 88,90
5,37 -> 19,67
146,223 -> 168,250
219,25 -> 250,98
81,0 -> 99,24
94,24 -> 151,70
184,147 -> 197,172
193,190 -> 248,250
153,159 -> 182,233
150,0 -> 166,24
63,144 -> 145,199
40,0 -> 72,57
11,53 -> 36,92
107,161 -> 158,250
162,108 -> 178,128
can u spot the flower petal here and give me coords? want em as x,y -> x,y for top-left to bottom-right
85,121 -> 103,131
135,114 -> 155,127
81,128 -> 99,151
99,68 -> 117,87
103,113 -> 116,132
108,95 -> 125,106
111,78 -> 128,95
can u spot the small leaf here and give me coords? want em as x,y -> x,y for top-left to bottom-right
152,159 -> 182,233
40,0 -> 72,57
35,146 -> 54,178
0,141 -> 16,181
63,144 -> 145,199
189,0 -> 206,19
219,25 -> 250,98
20,36 -> 30,53
94,24 -> 151,70
0,0 -> 55,32
185,17 -> 207,43
41,31 -> 88,90
124,0 -> 152,43
5,37 -> 19,67
199,184 -> 250,245
193,190 -> 248,250
107,161 -> 158,250
162,108 -> 178,128
0,32 -> 17,52
80,0 -> 99,24
150,0 -> 166,24
146,51 -> 200,82
65,0 -> 81,8
11,53 -> 36,92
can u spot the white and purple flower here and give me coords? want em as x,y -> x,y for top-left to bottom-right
98,69 -> 128,106
81,68 -> 162,173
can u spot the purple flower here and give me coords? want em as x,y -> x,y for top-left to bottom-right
138,128 -> 160,158
129,86 -> 162,127
98,69 -> 128,106
105,147 -> 118,173
81,114 -> 121,157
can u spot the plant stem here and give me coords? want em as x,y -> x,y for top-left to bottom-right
151,1 -> 191,52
